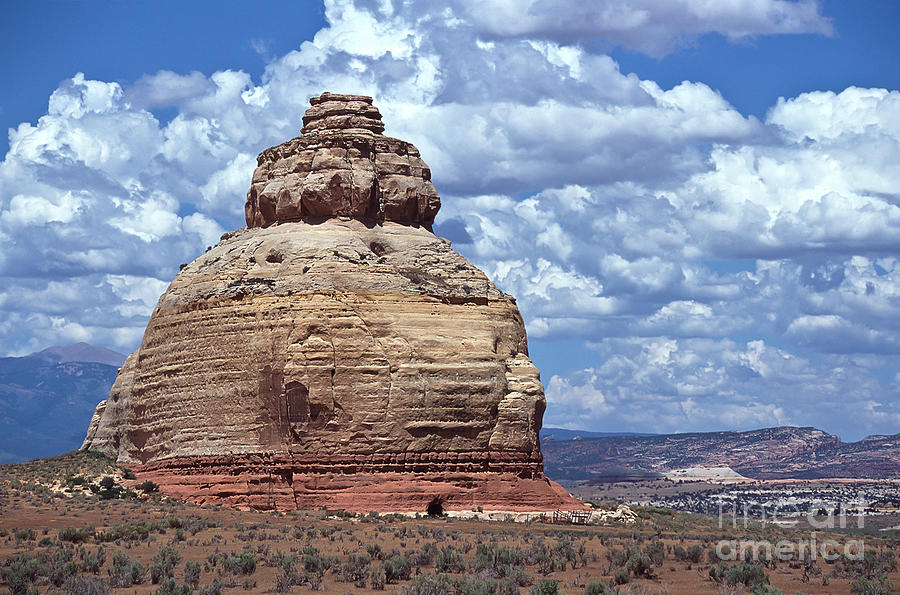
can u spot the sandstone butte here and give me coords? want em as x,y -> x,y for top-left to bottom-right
82,92 -> 583,514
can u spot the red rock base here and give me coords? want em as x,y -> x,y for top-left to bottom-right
133,453 -> 585,513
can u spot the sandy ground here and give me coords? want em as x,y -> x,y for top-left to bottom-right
1,453 -> 897,594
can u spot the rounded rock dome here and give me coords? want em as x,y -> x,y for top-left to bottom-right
82,92 -> 581,513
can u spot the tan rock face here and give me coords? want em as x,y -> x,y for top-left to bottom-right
80,352 -> 137,454
83,92 -> 582,513
245,92 -> 440,228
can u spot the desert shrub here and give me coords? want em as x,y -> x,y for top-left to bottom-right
40,546 -> 77,587
531,578 -> 560,595
525,541 -> 566,576
492,578 -> 521,595
154,576 -> 192,595
584,580 -> 614,595
851,573 -> 895,595
78,545 -> 106,574
631,505 -> 676,519
682,544 -> 703,563
472,543 -> 525,571
190,517 -> 218,535
410,542 -> 438,567
436,546 -> 466,573
273,568 -> 295,593
456,575 -> 519,595
613,568 -> 630,585
301,545 -> 337,575
400,573 -> 454,595
95,520 -> 162,543
837,550 -> 897,579
553,538 -> 580,570
59,526 -> 95,543
108,551 -> 147,587
121,468 -> 137,480
370,564 -> 387,590
3,553 -> 49,594
197,580 -> 223,595
495,563 -> 532,587
95,476 -> 124,500
709,562 -> 727,584
339,554 -> 370,585
64,574 -> 111,595
468,542 -> 530,583
626,552 -> 653,578
643,540 -> 665,566
367,543 -> 384,560
136,480 -> 159,493
382,554 -> 412,583
223,551 -> 256,575
14,528 -> 37,542
604,546 -> 628,573
267,550 -> 294,569
184,561 -> 201,588
271,555 -> 300,593
722,562 -> 769,589
150,546 -> 182,584
241,578 -> 256,590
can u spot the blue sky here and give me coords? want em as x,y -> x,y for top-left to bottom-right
2,0 -> 898,440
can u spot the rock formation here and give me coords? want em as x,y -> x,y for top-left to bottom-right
82,92 -> 582,513
244,92 -> 440,228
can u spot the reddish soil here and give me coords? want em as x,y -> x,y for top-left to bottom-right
1,453 -> 897,594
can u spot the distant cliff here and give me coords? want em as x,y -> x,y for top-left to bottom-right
541,426 -> 900,480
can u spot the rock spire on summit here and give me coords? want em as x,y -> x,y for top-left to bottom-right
244,92 -> 440,229
301,92 -> 385,134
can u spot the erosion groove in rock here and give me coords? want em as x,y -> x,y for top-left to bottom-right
82,92 -> 582,512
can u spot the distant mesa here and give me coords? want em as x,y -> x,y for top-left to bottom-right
541,426 -> 900,482
81,92 -> 583,513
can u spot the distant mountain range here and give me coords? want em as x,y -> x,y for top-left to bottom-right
0,343 -> 124,463
540,427 -> 656,441
30,342 -> 126,367
541,426 -> 900,481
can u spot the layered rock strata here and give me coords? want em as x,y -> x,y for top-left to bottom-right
82,93 -> 582,513
245,92 -> 440,228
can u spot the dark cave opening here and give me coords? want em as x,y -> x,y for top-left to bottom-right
426,497 -> 444,517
